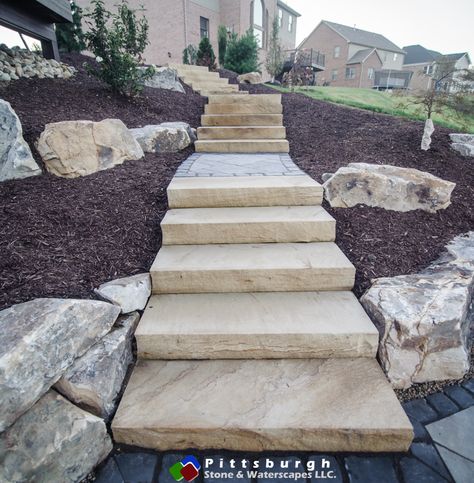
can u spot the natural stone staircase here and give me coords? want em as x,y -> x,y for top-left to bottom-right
112,83 -> 413,453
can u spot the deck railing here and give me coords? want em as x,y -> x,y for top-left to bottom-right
284,49 -> 325,70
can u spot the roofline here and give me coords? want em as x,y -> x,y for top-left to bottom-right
277,1 -> 301,18
347,48 -> 383,65
348,41 -> 405,55
298,20 -> 346,50
403,61 -> 435,66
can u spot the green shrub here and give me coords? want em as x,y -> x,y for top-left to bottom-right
182,44 -> 197,65
265,17 -> 284,82
57,1 -> 86,53
217,25 -> 228,65
84,0 -> 154,97
196,36 -> 216,70
224,30 -> 259,74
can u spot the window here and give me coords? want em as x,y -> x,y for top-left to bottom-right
278,8 -> 283,28
368,67 -> 374,79
200,17 -> 209,39
288,15 -> 293,32
393,53 -> 398,61
334,46 -> 340,58
252,0 -> 264,48
423,64 -> 434,75
331,69 -> 338,80
345,67 -> 355,79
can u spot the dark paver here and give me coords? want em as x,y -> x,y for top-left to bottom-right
400,457 -> 449,482
256,457 -> 306,482
444,386 -> 474,409
95,458 -> 125,483
113,453 -> 158,483
308,456 -> 343,482
462,379 -> 474,394
403,399 -> 439,424
410,442 -> 453,480
426,393 -> 460,418
345,456 -> 398,483
203,455 -> 250,483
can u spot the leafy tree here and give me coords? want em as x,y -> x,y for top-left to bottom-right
56,1 -> 86,52
217,25 -> 228,65
84,0 -> 154,97
196,36 -> 216,70
265,17 -> 284,82
182,44 -> 197,65
224,30 -> 259,74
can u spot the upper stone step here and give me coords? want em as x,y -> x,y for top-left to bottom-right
186,79 -> 230,89
112,358 -> 413,452
150,242 -> 355,294
200,90 -> 249,97
136,291 -> 379,359
202,114 -> 284,126
207,94 -> 281,104
167,63 -> 209,72
161,205 -> 335,245
197,126 -> 286,140
179,71 -> 221,81
205,103 -> 283,114
167,175 -> 323,208
195,139 -> 290,153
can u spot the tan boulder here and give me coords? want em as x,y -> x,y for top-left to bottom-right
237,72 -> 263,84
323,163 -> 455,213
37,119 -> 144,178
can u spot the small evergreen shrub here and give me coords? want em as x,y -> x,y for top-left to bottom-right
84,0 -> 154,97
217,25 -> 228,65
224,30 -> 259,74
196,36 -> 216,70
182,44 -> 197,65
56,1 -> 86,53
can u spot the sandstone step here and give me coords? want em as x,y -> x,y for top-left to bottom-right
205,103 -> 283,114
186,79 -> 230,89
201,114 -> 283,126
179,71 -> 221,81
167,175 -> 323,208
195,139 -> 290,153
112,358 -> 413,452
197,86 -> 240,95
208,93 -> 281,104
167,63 -> 209,72
200,90 -> 249,97
161,205 -> 335,244
136,291 -> 379,359
197,126 -> 286,140
150,242 -> 355,294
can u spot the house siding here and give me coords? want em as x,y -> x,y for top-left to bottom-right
357,50 -> 383,88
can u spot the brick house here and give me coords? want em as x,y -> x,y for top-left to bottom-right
403,46 -> 472,92
77,0 -> 300,72
299,20 -> 407,88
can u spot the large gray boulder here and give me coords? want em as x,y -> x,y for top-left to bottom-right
143,66 -> 185,93
0,298 -> 120,431
0,99 -> 41,181
323,163 -> 455,213
450,133 -> 474,157
0,391 -> 112,483
95,273 -> 151,313
55,312 -> 140,419
361,232 -> 474,389
130,123 -> 192,153
238,72 -> 263,84
37,119 -> 144,178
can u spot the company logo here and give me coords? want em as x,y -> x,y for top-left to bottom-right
169,456 -> 201,482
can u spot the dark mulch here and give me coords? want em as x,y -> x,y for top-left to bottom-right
0,61 -> 473,311
0,54 -> 204,310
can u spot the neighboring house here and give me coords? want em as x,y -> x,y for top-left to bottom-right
77,0 -> 300,72
403,46 -> 471,92
0,0 -> 72,60
299,20 -> 408,89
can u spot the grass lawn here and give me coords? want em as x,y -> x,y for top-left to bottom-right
271,85 -> 474,133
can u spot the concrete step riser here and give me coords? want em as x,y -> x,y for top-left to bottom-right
161,206 -> 336,245
205,104 -> 283,114
150,243 -> 355,294
208,94 -> 282,104
195,140 -> 290,153
201,114 -> 283,126
197,127 -> 286,140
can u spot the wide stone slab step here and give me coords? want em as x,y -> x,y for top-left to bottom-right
136,291 -> 379,359
195,139 -> 290,153
180,71 -> 221,81
112,358 -> 414,452
207,93 -> 281,104
200,90 -> 249,97
167,63 -> 209,72
161,205 -> 335,244
197,126 -> 286,140
205,103 -> 283,114
150,242 -> 355,293
202,114 -> 283,126
167,175 -> 323,208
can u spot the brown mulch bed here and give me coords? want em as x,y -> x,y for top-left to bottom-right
0,61 -> 473,312
0,54 -> 204,310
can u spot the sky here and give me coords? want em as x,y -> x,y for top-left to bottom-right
285,0 -> 473,59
